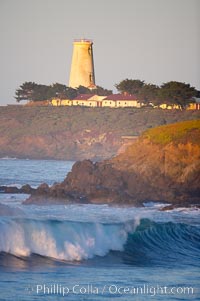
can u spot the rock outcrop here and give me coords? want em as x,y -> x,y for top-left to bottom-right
24,120 -> 200,206
0,184 -> 34,194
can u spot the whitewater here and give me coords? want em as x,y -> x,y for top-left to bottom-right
0,159 -> 199,300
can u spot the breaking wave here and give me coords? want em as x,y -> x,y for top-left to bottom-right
0,217 -> 199,266
0,218 -> 137,261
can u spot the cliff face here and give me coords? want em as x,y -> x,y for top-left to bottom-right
0,106 -> 199,160
0,130 -> 119,161
24,120 -> 200,206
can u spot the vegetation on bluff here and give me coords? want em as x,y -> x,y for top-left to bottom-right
142,120 -> 200,145
15,78 -> 199,110
115,79 -> 199,109
15,82 -> 112,102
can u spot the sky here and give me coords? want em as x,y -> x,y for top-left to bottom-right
0,0 -> 199,105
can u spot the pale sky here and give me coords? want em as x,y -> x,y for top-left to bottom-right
0,0 -> 199,105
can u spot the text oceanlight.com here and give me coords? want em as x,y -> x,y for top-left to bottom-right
26,283 -> 195,297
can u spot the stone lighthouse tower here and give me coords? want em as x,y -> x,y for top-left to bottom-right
69,39 -> 96,89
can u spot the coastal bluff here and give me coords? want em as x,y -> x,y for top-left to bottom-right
0,106 -> 199,160
24,120 -> 200,206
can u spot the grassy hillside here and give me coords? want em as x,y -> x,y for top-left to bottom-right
142,120 -> 200,145
113,120 -> 200,190
0,105 -> 199,160
1,106 -> 199,136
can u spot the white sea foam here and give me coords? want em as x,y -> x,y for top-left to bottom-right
0,157 -> 17,160
0,218 -> 138,261
6,183 -> 22,189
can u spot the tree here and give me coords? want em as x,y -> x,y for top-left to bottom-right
51,83 -> 67,99
196,90 -> 200,98
15,82 -> 78,102
115,79 -> 144,95
15,82 -> 53,102
158,81 -> 197,109
65,87 -> 78,99
138,84 -> 159,105
76,85 -> 92,95
44,83 -> 78,100
76,85 -> 112,96
15,82 -> 38,102
31,84 -> 52,101
93,85 -> 112,96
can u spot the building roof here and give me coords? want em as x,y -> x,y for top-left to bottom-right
89,95 -> 107,101
73,93 -> 140,101
104,94 -> 139,101
73,94 -> 95,100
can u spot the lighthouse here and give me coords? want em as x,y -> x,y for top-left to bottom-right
69,39 -> 96,89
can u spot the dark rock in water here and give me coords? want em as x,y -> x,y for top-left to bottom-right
0,184 -> 35,194
60,160 -> 144,205
23,195 -> 69,205
160,203 -> 200,211
36,183 -> 50,195
21,184 -> 34,194
24,193 -> 89,205
0,186 -> 20,193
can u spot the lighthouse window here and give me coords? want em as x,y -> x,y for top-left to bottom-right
89,73 -> 92,83
88,47 -> 91,55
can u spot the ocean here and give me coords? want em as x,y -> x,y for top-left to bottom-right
0,159 -> 199,300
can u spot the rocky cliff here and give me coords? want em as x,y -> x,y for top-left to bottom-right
24,120 -> 200,206
0,105 -> 199,160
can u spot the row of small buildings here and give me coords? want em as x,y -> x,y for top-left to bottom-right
27,93 -> 200,110
51,94 -> 142,108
